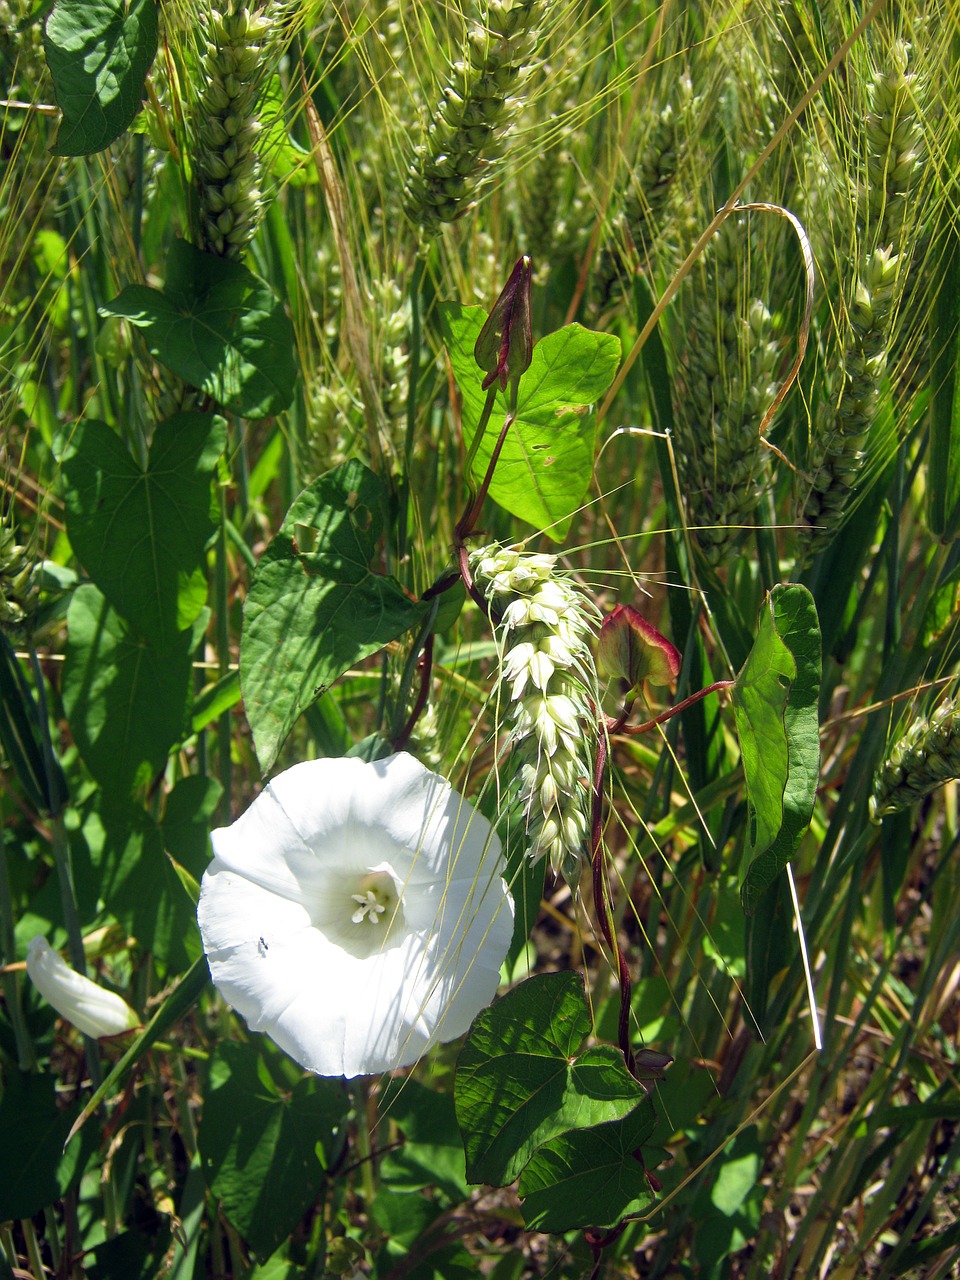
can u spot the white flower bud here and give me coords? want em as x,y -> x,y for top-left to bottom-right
26,937 -> 139,1039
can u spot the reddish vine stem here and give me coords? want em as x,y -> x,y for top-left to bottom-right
590,731 -> 637,1077
413,405 -> 522,739
454,411 -> 516,542
456,541 -> 495,618
393,633 -> 435,753
421,570 -> 460,601
450,412 -> 518,617
585,1221 -> 628,1278
607,679 -> 736,737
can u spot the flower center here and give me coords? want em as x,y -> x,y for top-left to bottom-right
351,872 -> 398,927
305,864 -> 407,959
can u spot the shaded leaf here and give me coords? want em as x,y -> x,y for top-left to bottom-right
0,631 -> 67,815
379,1080 -> 469,1204
67,956 -> 210,1145
102,240 -> 297,418
0,1072 -> 88,1219
926,217 -> 960,541
518,1102 -> 656,1231
241,460 -> 430,771
87,1228 -> 170,1280
198,1041 -> 348,1261
45,0 -> 158,155
62,584 -> 192,796
744,874 -> 794,1036
162,774 -> 222,874
371,1190 -> 478,1280
59,413 -> 224,637
80,798 -> 198,968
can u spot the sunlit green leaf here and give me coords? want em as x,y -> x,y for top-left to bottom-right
734,585 -> 821,913
688,1128 -> 765,1280
455,972 -> 647,1188
45,0 -> 158,155
191,670 -> 242,733
440,305 -> 619,540
260,75 -> 318,187
241,460 -> 430,772
732,612 -> 794,855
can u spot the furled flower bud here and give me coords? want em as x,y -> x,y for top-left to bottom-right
26,937 -> 139,1039
474,255 -> 533,393
597,604 -> 681,698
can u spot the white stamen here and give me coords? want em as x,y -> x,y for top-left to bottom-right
351,890 -> 387,925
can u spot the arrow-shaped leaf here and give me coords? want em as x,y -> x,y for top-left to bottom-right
440,305 -> 620,540
455,972 -> 648,1188
102,240 -> 297,419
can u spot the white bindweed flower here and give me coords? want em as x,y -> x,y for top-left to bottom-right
198,753 -> 514,1079
26,937 -> 139,1039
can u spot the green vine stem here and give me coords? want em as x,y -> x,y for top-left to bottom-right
0,794 -> 36,1071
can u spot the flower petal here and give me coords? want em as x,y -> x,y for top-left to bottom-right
351,754 -> 497,886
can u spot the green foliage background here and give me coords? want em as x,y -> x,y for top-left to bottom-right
2,0 -> 960,1277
